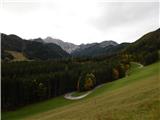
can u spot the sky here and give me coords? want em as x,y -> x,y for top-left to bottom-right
0,0 -> 159,45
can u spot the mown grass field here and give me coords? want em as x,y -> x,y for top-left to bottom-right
2,62 -> 160,120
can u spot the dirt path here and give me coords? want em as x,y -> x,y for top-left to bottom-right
64,84 -> 104,100
131,62 -> 144,68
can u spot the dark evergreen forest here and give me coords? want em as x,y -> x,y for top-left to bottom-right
2,55 -> 130,111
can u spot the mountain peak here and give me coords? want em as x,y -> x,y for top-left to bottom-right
99,40 -> 118,48
33,38 -> 44,43
44,37 -> 78,53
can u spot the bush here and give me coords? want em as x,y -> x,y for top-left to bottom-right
112,68 -> 119,80
77,73 -> 96,91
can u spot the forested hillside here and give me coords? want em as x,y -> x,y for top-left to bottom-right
2,54 -> 130,111
124,28 -> 160,65
2,28 -> 159,61
72,29 -> 160,59
71,41 -> 118,57
1,33 -> 70,60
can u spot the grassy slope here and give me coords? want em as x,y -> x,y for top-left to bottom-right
2,62 -> 160,120
72,91 -> 89,97
2,96 -> 76,120
5,50 -> 28,61
127,62 -> 142,75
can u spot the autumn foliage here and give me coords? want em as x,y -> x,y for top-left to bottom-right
112,68 -> 119,80
77,73 -> 96,91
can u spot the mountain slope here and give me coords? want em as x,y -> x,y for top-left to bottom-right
44,37 -> 78,53
71,40 -> 118,57
1,28 -> 159,59
4,50 -> 28,61
125,28 -> 160,53
2,62 -> 159,120
72,28 -> 160,58
124,28 -> 160,64
1,33 -> 70,60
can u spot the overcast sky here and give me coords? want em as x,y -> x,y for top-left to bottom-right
0,0 -> 159,45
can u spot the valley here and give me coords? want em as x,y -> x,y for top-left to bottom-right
1,29 -> 160,120
1,1 -> 159,120
2,61 -> 159,120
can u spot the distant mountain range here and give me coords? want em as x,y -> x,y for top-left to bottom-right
71,40 -> 119,57
42,37 -> 119,56
41,37 -> 131,57
1,28 -> 160,61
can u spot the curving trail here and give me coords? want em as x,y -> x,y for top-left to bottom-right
64,62 -> 143,100
64,84 -> 104,100
131,62 -> 144,68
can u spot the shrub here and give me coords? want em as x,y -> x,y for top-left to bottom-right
77,73 -> 96,91
112,68 -> 119,80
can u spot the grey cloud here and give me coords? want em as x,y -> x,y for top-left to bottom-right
91,2 -> 158,31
